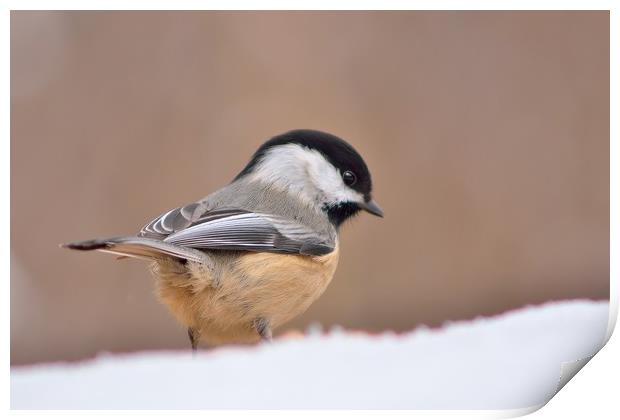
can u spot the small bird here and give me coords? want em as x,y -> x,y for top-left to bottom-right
63,129 -> 383,350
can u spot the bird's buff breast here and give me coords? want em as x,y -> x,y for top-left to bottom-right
152,245 -> 339,346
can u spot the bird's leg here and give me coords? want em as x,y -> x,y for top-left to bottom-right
188,327 -> 200,353
253,318 -> 273,342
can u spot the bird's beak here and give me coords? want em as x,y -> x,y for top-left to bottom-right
359,199 -> 384,217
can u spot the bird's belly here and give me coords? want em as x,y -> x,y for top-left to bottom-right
153,247 -> 339,345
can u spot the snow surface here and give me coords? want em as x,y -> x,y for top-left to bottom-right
11,300 -> 610,410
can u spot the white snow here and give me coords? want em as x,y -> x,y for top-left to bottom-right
11,300 -> 610,410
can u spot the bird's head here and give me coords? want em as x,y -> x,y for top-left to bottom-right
235,129 -> 383,227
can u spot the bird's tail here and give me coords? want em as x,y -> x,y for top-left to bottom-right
61,236 -> 205,263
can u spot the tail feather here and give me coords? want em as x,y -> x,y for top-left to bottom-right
61,236 -> 205,263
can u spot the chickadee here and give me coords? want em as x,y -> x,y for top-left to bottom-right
63,129 -> 383,350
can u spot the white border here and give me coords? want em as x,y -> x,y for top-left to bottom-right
4,2 -> 616,419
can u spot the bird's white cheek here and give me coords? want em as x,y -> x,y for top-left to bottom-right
308,166 -> 363,205
249,143 -> 364,207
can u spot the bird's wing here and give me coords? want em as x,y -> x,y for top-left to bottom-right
140,206 -> 334,256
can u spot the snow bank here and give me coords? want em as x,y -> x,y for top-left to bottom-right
11,300 -> 610,410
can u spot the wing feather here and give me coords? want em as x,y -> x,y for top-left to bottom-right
140,206 -> 334,256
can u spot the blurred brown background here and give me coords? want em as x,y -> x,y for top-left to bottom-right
11,11 -> 609,366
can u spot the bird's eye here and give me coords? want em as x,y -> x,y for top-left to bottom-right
342,170 -> 357,186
